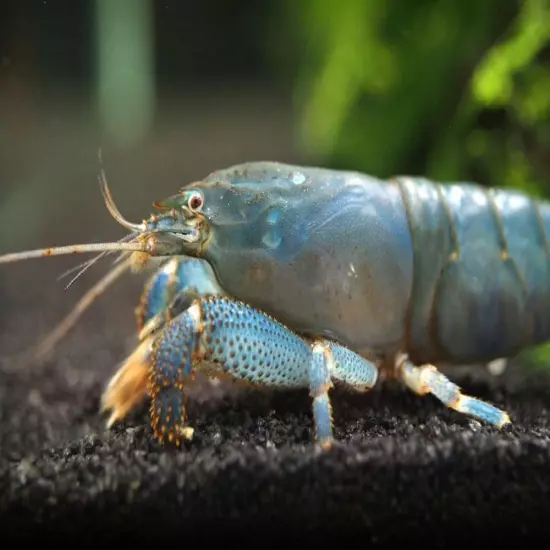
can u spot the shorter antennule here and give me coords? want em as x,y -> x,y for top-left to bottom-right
0,241 -> 147,265
99,169 -> 145,232
27,256 -> 133,362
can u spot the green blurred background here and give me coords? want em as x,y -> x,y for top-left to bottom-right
1,0 -> 550,366
289,0 -> 550,193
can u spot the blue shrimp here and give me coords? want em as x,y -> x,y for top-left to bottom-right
5,161 -> 546,447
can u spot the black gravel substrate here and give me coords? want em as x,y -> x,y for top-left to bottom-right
1,267 -> 550,547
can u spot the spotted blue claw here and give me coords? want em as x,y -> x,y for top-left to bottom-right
103,294 -> 379,447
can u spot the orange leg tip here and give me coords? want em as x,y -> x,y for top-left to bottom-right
181,426 -> 194,440
319,437 -> 334,450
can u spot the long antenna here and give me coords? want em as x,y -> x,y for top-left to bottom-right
29,256 -> 133,362
0,241 -> 147,265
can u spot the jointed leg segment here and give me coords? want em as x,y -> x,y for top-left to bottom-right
308,344 -> 334,446
308,342 -> 379,447
398,356 -> 511,427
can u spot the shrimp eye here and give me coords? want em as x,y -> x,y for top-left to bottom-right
188,192 -> 203,212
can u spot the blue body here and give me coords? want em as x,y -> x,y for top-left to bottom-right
198,165 -> 415,360
174,163 -> 550,365
140,163 -> 550,365
397,177 -> 550,364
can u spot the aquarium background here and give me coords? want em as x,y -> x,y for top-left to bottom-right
2,2 -> 550,544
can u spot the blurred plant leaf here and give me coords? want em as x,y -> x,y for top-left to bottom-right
281,0 -> 550,192
472,0 -> 550,107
